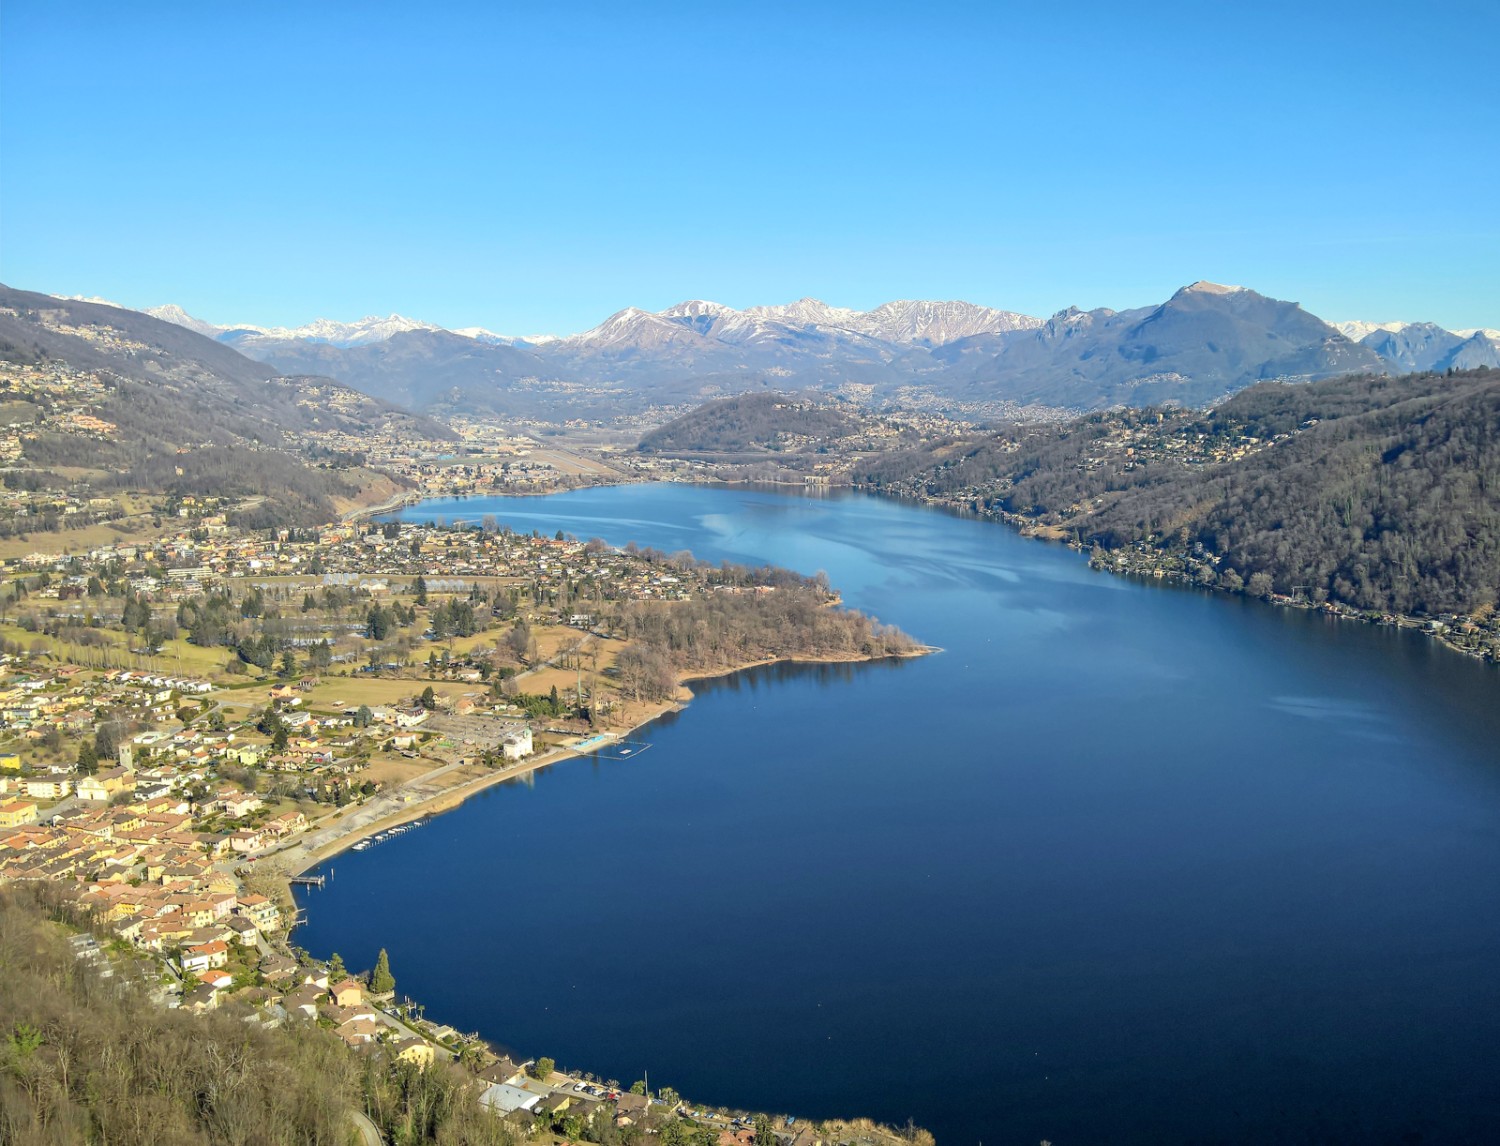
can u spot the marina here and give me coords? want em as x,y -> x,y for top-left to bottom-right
350,818 -> 428,852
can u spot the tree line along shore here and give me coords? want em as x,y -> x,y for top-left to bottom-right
619,369 -> 1500,664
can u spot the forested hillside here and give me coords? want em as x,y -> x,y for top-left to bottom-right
638,392 -> 862,457
610,578 -> 920,701
855,368 -> 1500,617
0,286 -> 449,526
0,884 -> 518,1146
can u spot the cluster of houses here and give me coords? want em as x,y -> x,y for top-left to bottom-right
0,663 -> 212,746
9,514 -> 709,608
232,957 -> 435,1065
0,761 -> 133,811
1,771 -> 444,1062
0,783 -> 304,883
0,357 -> 113,471
470,1058 -> 828,1146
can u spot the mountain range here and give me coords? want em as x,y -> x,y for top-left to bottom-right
56,286 -> 1500,418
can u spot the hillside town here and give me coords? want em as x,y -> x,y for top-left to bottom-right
0,505 -> 925,1146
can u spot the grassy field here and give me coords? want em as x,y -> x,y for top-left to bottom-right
296,677 -> 426,711
358,756 -> 433,788
5,595 -> 633,746
0,510 -> 171,562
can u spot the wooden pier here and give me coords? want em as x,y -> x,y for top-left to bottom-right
288,874 -> 325,889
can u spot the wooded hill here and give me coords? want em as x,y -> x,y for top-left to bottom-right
637,392 -> 864,459
855,368 -> 1500,616
604,556 -> 920,701
0,883 -> 520,1146
0,286 -> 451,526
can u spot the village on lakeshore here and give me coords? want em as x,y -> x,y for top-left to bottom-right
0,485 -> 927,1146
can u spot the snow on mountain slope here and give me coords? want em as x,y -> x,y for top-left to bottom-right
1331,321 -> 1500,372
137,296 -> 1494,379
559,306 -> 708,352
1332,320 -> 1412,341
144,304 -> 225,339
744,297 -> 865,329
451,327 -> 560,346
246,314 -> 440,346
857,299 -> 1042,345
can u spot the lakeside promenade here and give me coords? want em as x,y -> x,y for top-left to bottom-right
274,643 -> 934,879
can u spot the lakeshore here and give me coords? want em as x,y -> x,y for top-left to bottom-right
279,646 -> 934,878
291,481 -> 1500,1146
349,461 -> 1500,670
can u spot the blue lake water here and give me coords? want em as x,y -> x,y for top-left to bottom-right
295,484 -> 1500,1145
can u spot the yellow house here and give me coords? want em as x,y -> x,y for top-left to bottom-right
329,978 -> 364,1008
394,1037 -> 436,1068
0,753 -> 21,771
0,798 -> 39,827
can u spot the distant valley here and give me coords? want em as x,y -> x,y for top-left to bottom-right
8,277 -> 1500,639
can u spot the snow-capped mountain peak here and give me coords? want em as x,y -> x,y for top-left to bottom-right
138,295 -> 1045,355
1179,281 -> 1247,296
561,306 -> 706,351
145,305 -> 439,347
1331,320 -> 1411,342
744,297 -> 863,329
659,300 -> 739,320
856,299 -> 1042,345
451,327 -> 560,346
65,294 -> 129,309
144,304 -> 224,339
257,314 -> 439,346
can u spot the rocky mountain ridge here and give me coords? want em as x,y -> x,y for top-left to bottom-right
69,286 -> 1500,419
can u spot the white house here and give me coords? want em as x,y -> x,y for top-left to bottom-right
479,1082 -> 544,1114
501,727 -> 533,760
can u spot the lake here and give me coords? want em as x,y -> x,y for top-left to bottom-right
295,484 -> 1500,1145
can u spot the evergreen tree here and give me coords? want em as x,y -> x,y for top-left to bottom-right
370,948 -> 395,995
367,604 -> 392,640
328,952 -> 346,981
76,739 -> 98,775
307,640 -> 332,670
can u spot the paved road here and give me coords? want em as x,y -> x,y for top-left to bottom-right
349,1109 -> 383,1146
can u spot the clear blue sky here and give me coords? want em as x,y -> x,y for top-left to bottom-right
3,1 -> 1496,334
